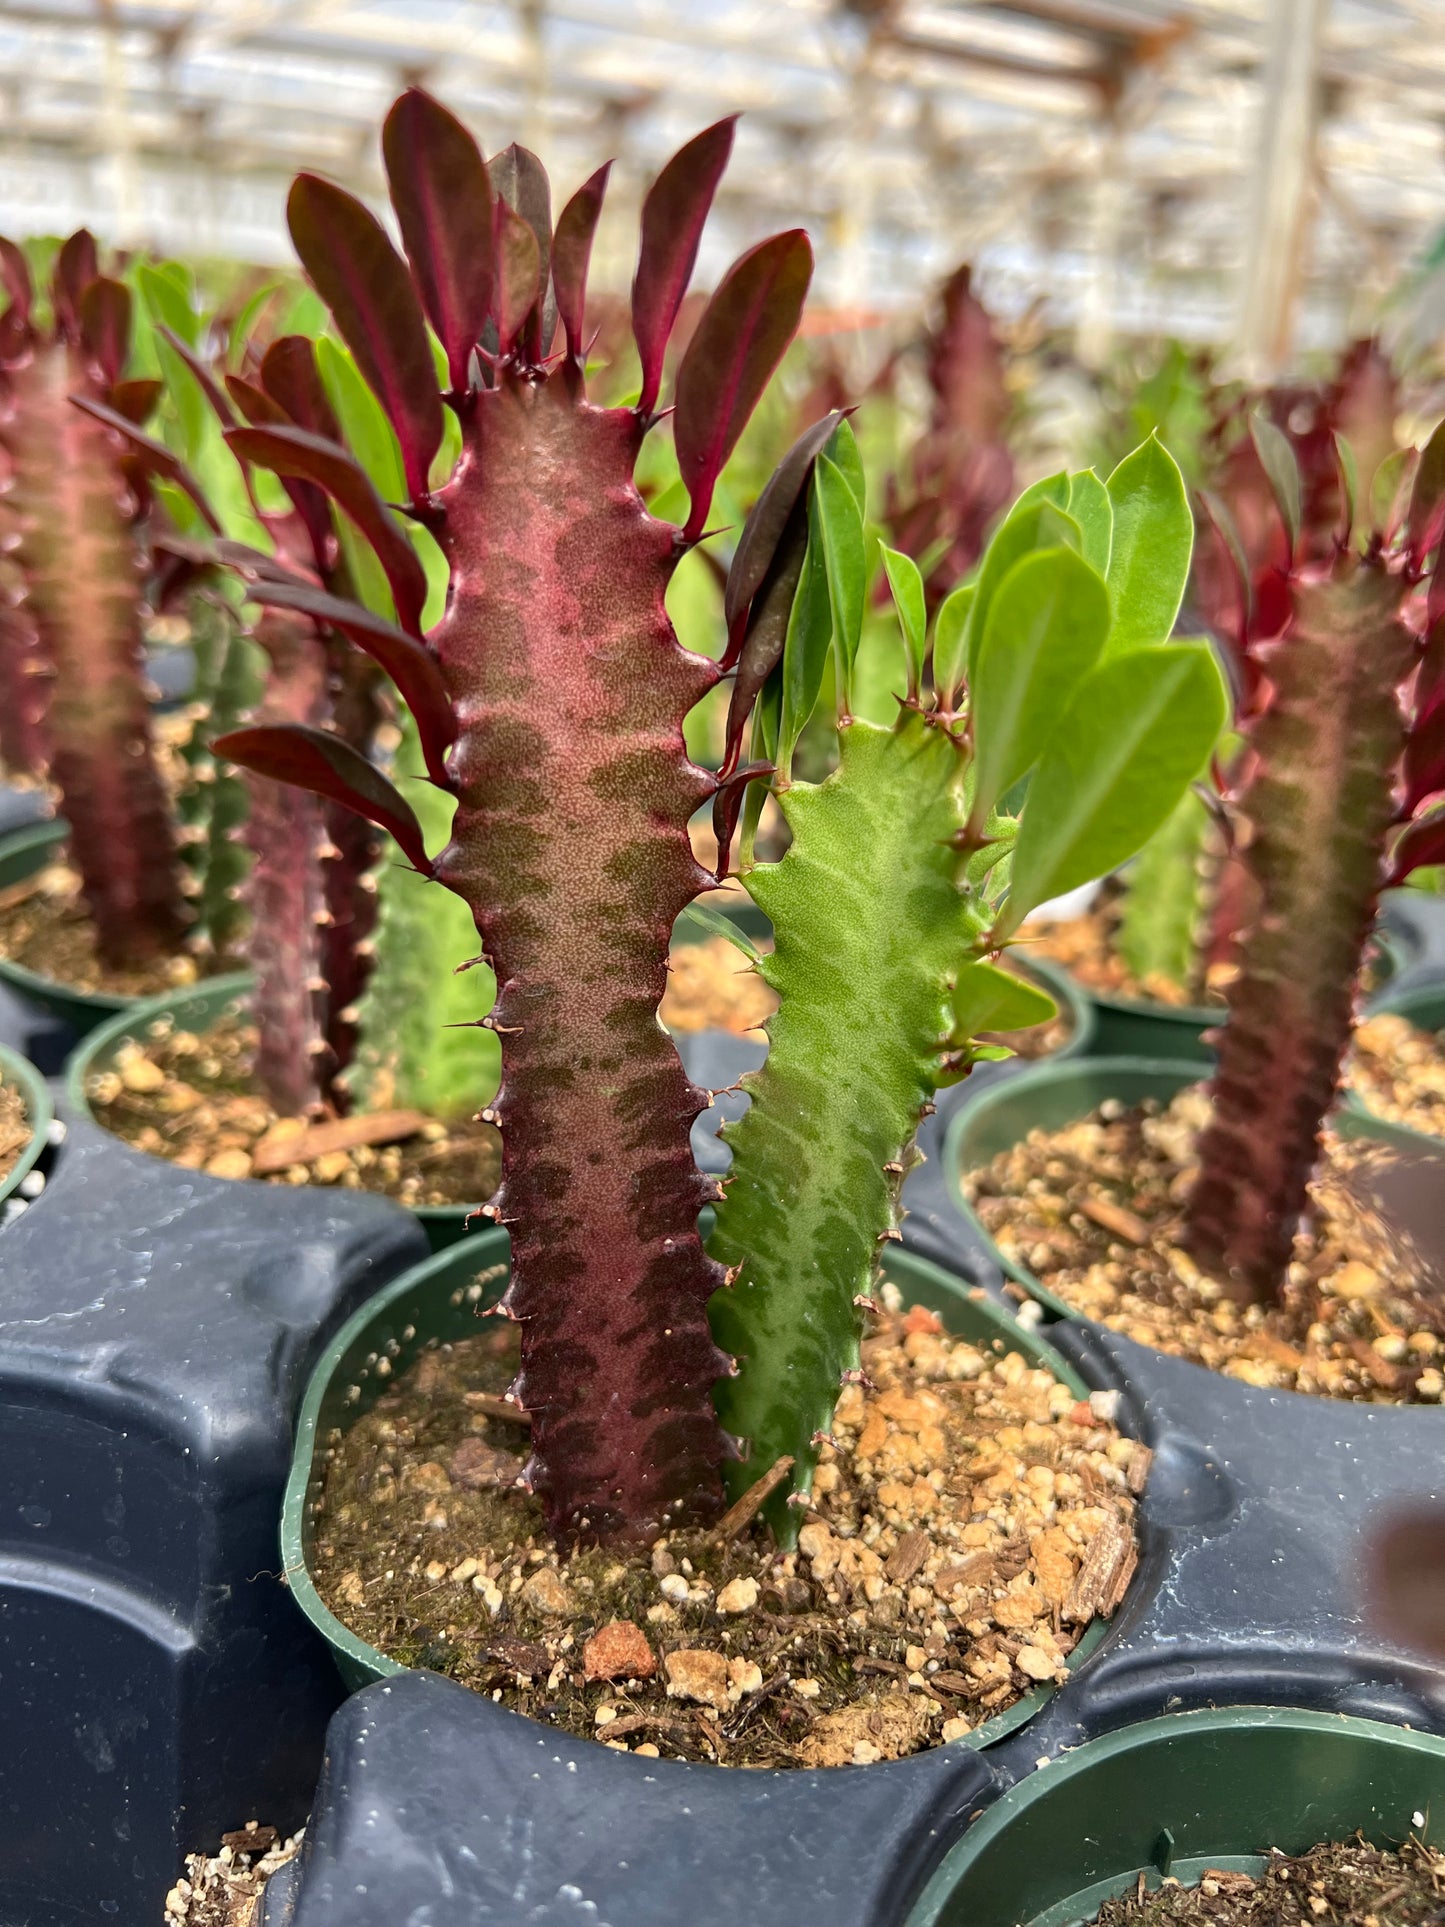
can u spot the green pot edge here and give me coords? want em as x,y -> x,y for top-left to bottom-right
279,1236 -> 1112,1751
0,1037 -> 52,1205
0,819 -> 143,1031
905,1704 -> 1445,1927
64,972 -> 482,1244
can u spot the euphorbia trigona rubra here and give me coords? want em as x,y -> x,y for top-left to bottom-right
0,232 -> 191,968
216,89 -> 813,1543
1185,410 -> 1445,1303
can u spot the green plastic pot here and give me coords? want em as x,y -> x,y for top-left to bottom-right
1348,981 -> 1445,1149
66,973 -> 483,1252
0,818 -> 145,1035
281,1235 -> 1107,1745
907,1705 -> 1445,1927
0,1038 -> 53,1206
1084,987 -> 1216,1064
947,1054 -> 1427,1320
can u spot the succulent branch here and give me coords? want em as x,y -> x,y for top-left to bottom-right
710,426 -> 1227,1534
215,90 -> 813,1544
0,233 -> 189,966
1185,409 -> 1445,1303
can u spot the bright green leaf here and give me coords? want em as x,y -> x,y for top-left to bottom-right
1371,447 -> 1416,537
1067,469 -> 1113,575
1013,471 -> 1070,512
963,499 -> 1081,682
1334,432 -> 1359,542
137,262 -> 200,346
968,546 -> 1112,822
998,640 -> 1228,933
881,544 -> 927,698
814,453 -> 866,702
1103,437 -> 1192,655
951,958 -> 1057,1039
674,900 -> 761,961
316,335 -> 406,502
824,416 -> 866,516
932,583 -> 974,706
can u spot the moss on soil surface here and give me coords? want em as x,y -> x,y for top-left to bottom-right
965,1086 -> 1445,1401
87,1010 -> 500,1207
310,1296 -> 1146,1768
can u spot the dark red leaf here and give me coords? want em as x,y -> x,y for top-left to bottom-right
492,199 -> 541,358
215,723 -> 431,874
552,162 -> 611,366
286,172 -> 443,504
78,277 -> 131,387
225,423 -> 429,636
156,324 -> 236,427
110,378 -> 162,426
1405,692 -> 1445,814
711,759 -> 772,873
0,237 -> 32,319
384,88 -> 494,397
242,576 -> 454,782
674,229 -> 813,542
259,336 -> 341,440
1390,805 -> 1445,884
631,118 -> 736,416
490,143 -> 552,358
723,409 -> 844,659
52,230 -> 98,337
69,395 -> 220,532
1408,416 -> 1445,563
721,504 -> 807,773
226,374 -> 290,427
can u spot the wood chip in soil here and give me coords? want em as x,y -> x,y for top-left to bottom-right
86,1010 -> 499,1207
309,1293 -> 1145,1769
1350,1013 -> 1445,1141
963,1084 -> 1445,1402
0,861 -> 209,998
1089,1834 -> 1445,1925
163,1823 -> 301,1926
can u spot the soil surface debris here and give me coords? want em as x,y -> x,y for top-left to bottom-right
0,861 -> 209,997
310,1293 -> 1143,1767
964,1086 -> 1445,1401
1090,1834 -> 1445,1924
87,1008 -> 500,1206
162,1822 -> 301,1926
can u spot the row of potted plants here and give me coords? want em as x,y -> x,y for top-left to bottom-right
0,89 -> 1441,1927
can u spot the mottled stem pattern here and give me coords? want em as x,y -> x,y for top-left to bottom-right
433,377 -> 728,1542
245,612 -> 332,1116
2,344 -> 185,966
1186,560 -> 1413,1302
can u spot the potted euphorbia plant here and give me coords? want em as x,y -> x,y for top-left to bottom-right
181,81 -> 1228,1814
956,408 -> 1445,1400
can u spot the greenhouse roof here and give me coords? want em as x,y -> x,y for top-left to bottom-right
0,0 -> 1439,346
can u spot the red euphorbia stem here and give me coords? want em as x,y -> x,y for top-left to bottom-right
1186,560 -> 1414,1302
433,377 -> 729,1542
244,612 -> 332,1115
2,343 -> 185,967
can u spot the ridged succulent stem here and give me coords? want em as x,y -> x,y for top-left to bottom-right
1186,560 -> 1414,1302
3,344 -> 185,967
433,376 -> 728,1543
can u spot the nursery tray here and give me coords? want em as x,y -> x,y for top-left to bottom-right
67,972 -> 484,1252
